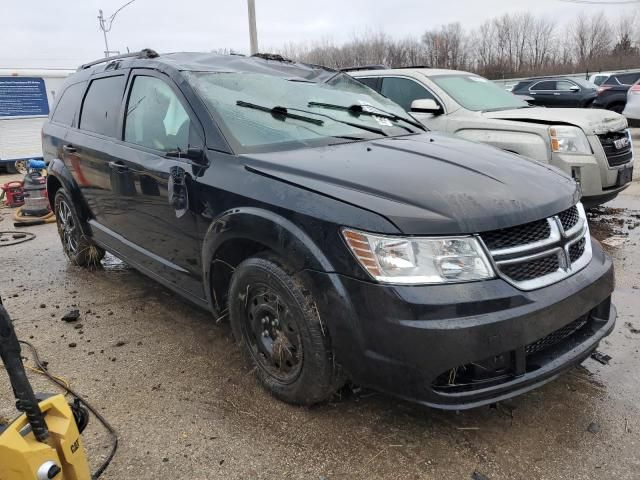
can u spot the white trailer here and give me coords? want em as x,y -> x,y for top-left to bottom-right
0,68 -> 74,171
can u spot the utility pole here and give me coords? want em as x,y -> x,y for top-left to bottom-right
98,10 -> 111,57
247,0 -> 258,55
97,0 -> 137,57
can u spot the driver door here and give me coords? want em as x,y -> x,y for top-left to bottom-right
379,76 -> 446,130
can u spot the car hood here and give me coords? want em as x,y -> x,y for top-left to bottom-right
483,107 -> 627,135
241,133 -> 580,235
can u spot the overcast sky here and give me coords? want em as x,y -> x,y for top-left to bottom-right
1,0 -> 638,68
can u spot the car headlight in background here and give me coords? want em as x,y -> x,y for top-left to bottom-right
549,126 -> 592,154
342,229 -> 495,285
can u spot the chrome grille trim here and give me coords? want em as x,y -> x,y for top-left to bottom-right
479,203 -> 592,291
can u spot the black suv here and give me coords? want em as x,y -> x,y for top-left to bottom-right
43,50 -> 616,409
593,72 -> 640,113
511,77 -> 597,108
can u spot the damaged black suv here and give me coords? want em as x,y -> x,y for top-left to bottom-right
42,50 -> 616,409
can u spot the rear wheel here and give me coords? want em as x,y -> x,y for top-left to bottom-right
228,255 -> 342,405
54,189 -> 104,267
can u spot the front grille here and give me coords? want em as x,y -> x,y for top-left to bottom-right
526,316 -> 589,355
500,255 -> 560,282
481,218 -> 551,250
480,203 -> 591,290
598,131 -> 633,167
569,237 -> 587,263
558,205 -> 579,231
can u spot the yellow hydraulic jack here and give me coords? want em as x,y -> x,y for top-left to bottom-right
0,298 -> 114,480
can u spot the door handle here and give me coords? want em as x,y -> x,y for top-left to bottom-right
108,161 -> 129,172
553,93 -> 561,96
63,144 -> 77,153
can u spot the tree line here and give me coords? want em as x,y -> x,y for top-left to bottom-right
275,10 -> 640,79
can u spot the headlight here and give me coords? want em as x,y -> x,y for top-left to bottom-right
342,229 -> 495,285
549,126 -> 592,154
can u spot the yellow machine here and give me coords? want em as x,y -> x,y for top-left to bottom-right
0,298 -> 115,479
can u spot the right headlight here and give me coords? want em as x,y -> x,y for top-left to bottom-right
549,126 -> 592,154
342,229 -> 495,285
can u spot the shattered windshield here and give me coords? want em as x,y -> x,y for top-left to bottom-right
185,71 -> 416,153
431,74 -> 530,112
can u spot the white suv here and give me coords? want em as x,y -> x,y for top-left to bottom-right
350,68 -> 634,207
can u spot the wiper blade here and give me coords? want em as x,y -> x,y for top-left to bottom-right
236,101 -> 324,126
308,101 -> 425,132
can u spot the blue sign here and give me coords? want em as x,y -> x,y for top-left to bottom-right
0,77 -> 50,117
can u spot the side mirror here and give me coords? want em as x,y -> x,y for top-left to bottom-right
569,85 -> 580,92
410,99 -> 443,115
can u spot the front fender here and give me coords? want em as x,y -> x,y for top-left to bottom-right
47,158 -> 92,235
201,207 -> 335,310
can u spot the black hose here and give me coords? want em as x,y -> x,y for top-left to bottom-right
19,340 -> 118,479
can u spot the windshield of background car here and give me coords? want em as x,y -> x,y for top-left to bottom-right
431,74 -> 530,111
185,71 -> 417,153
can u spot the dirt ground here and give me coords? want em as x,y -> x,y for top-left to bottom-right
1,132 -> 640,479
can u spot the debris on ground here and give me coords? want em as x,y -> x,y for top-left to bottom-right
625,322 -> 640,334
587,422 -> 601,434
61,309 -> 80,322
591,351 -> 612,365
471,471 -> 490,480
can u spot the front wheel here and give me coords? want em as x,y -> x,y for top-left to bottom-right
54,189 -> 105,267
228,255 -> 343,405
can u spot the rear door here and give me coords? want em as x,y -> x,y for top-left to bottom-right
528,80 -> 558,106
63,73 -> 128,224
94,70 -> 205,298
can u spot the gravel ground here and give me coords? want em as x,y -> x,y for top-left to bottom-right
0,132 -> 639,479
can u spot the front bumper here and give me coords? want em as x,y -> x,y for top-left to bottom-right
308,239 -> 616,409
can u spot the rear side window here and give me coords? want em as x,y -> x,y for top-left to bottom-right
617,73 -> 640,85
79,75 -> 126,137
380,77 -> 435,111
51,82 -> 85,126
531,81 -> 556,91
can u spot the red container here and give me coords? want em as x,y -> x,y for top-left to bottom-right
1,181 -> 25,207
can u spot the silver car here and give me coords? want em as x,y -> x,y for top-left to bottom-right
623,80 -> 640,126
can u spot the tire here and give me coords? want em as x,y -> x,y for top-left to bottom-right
228,254 -> 342,405
54,189 -> 105,267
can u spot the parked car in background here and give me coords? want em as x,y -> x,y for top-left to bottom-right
350,67 -> 633,206
511,77 -> 597,108
43,51 -> 617,410
589,73 -> 612,87
593,72 -> 640,113
623,79 -> 640,127
0,68 -> 73,172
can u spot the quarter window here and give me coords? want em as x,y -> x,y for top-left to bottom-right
124,76 -> 194,152
356,77 -> 380,91
51,82 -> 85,126
79,75 -> 126,137
380,77 -> 436,111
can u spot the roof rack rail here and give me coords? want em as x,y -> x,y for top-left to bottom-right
340,65 -> 388,72
396,65 -> 431,69
79,48 -> 159,70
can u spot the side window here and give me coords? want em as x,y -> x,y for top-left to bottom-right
124,76 -> 196,152
51,82 -> 85,126
618,73 -> 640,85
356,77 -> 380,92
531,81 -> 556,91
79,75 -> 126,137
380,77 -> 435,111
556,81 -> 578,91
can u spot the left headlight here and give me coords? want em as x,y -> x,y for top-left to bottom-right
342,229 -> 495,285
549,126 -> 592,154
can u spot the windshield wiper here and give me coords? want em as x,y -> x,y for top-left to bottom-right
236,101 -> 324,126
237,100 -> 387,137
308,102 -> 425,132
